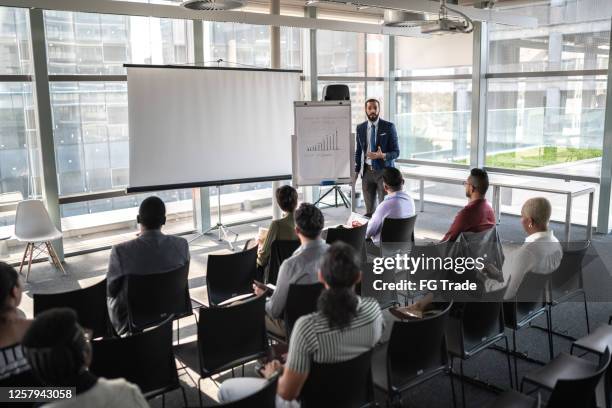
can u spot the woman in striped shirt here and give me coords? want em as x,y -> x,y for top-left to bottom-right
218,242 -> 384,406
0,262 -> 33,384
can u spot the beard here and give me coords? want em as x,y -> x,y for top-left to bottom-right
367,113 -> 379,122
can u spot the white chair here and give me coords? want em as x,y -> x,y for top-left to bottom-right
14,200 -> 65,282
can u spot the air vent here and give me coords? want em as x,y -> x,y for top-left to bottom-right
181,0 -> 247,11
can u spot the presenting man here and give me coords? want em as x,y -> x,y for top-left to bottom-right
354,98 -> 400,216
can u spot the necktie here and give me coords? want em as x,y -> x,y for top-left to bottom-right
370,124 -> 376,156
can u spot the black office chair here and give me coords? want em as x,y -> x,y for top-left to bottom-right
216,375 -> 278,408
520,348 -> 610,408
90,318 -> 186,407
379,215 -> 417,258
126,263 -> 191,334
284,283 -> 324,338
207,246 -> 258,306
326,223 -> 367,260
571,325 -> 612,408
445,287 -> 513,408
372,302 -> 455,407
547,241 -> 591,338
173,295 -> 269,408
300,350 -> 375,408
322,84 -> 350,101
265,240 -> 300,285
33,277 -> 111,339
504,272 -> 554,386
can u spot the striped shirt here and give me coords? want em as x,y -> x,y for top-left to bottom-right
0,343 -> 30,381
286,297 -> 383,374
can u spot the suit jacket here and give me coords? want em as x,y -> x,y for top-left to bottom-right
355,118 -> 400,175
106,229 -> 190,336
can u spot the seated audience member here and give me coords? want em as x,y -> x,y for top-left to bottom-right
257,185 -> 299,270
442,168 -> 496,242
484,197 -> 562,300
106,196 -> 190,336
254,203 -> 329,338
0,262 -> 33,384
362,167 -> 415,245
22,308 -> 148,408
220,242 -> 384,404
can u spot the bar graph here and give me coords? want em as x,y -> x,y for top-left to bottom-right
306,130 -> 340,152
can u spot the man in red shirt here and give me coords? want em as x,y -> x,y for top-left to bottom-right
442,168 -> 496,242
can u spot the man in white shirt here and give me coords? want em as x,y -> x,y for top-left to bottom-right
484,197 -> 563,299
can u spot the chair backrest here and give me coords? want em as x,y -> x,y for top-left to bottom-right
126,263 -> 191,332
284,283 -> 324,337
380,215 -> 417,244
387,302 -> 452,389
300,350 -> 374,408
217,375 -> 278,408
33,278 -> 110,339
90,318 -> 178,398
359,261 -> 398,309
266,240 -> 300,285
505,272 -> 550,329
197,295 -> 268,376
550,241 -> 590,302
325,224 -> 367,254
207,246 -> 258,306
445,287 -> 507,358
547,348 -> 611,408
14,200 -> 58,241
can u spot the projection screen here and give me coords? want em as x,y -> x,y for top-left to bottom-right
126,65 -> 302,192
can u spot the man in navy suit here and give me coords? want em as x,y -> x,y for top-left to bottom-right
354,98 -> 400,216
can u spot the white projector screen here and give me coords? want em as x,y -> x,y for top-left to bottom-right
126,65 -> 302,192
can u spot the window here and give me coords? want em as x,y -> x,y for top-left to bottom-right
317,31 -> 365,76
205,22 -> 271,68
395,34 -> 472,76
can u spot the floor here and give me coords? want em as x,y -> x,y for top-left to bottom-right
13,199 -> 612,407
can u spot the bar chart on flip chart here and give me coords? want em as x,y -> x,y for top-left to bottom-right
293,101 -> 353,186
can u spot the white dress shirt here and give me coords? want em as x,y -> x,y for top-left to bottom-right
365,118 -> 379,166
487,230 -> 563,300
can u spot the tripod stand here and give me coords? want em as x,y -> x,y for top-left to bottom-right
313,185 -> 351,209
189,186 -> 238,250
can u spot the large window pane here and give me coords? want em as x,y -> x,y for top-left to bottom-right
489,22 -> 610,73
44,11 -> 194,74
0,7 -> 32,75
395,80 -> 471,162
205,22 -> 271,68
486,75 -> 606,178
317,31 -> 365,76
281,26 -> 302,70
367,34 -> 384,77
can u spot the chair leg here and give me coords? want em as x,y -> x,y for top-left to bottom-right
546,309 -> 554,360
504,336 -> 514,389
162,393 -> 165,408
198,377 -> 204,408
19,243 -> 31,274
583,292 -> 591,334
449,358 -> 458,408
181,386 -> 188,408
459,359 -> 467,408
513,329 -> 519,389
26,242 -> 34,282
47,242 -> 66,275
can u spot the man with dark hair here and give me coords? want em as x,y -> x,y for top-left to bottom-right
441,168 -> 496,242
257,185 -> 298,269
254,203 -> 329,338
22,308 -> 148,408
107,196 -> 190,336
354,98 -> 400,216
363,167 -> 415,244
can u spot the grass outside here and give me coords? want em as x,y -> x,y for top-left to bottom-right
454,146 -> 602,169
